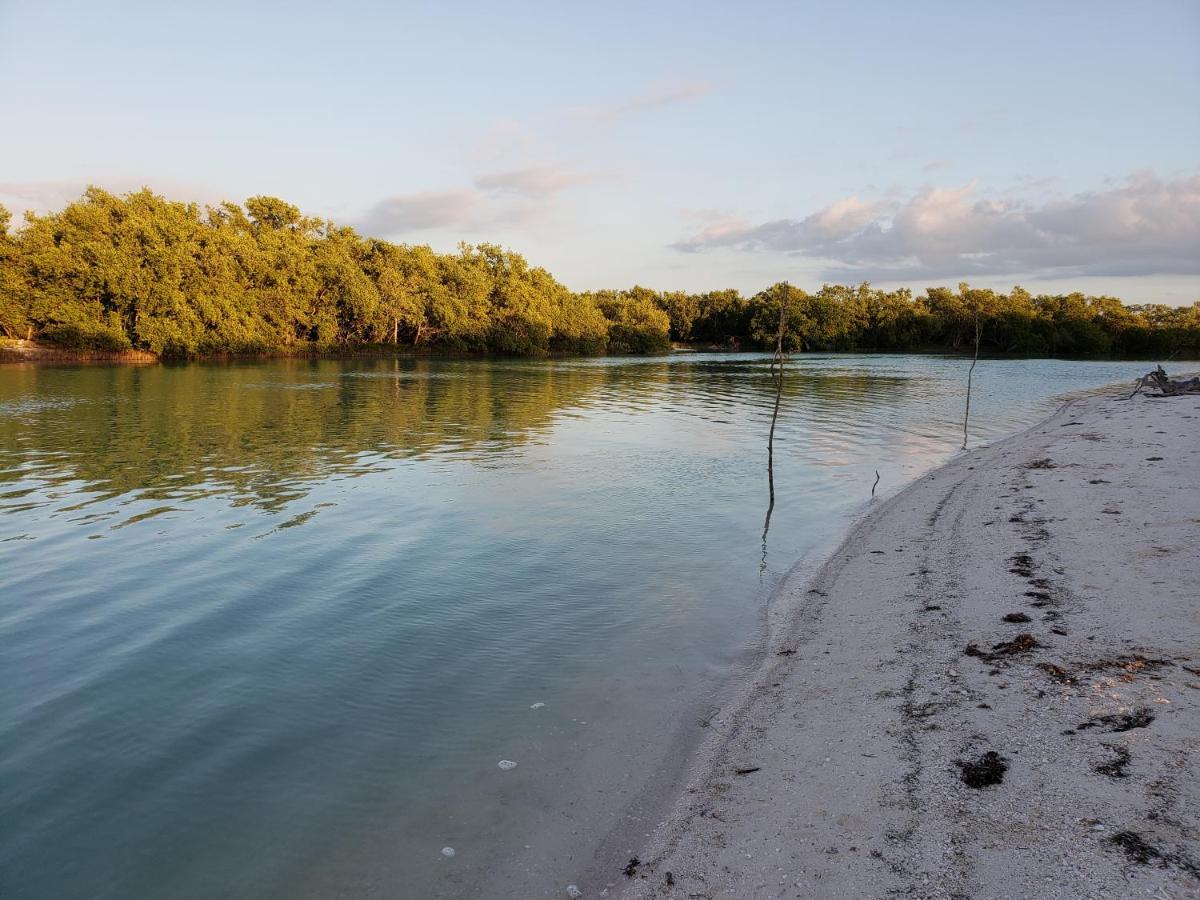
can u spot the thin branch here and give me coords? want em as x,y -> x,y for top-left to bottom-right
766,285 -> 787,490
961,308 -> 981,450
761,282 -> 789,567
1119,379 -> 1144,401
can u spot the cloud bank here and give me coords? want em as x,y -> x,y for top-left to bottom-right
473,166 -> 597,197
360,76 -> 711,238
357,165 -> 599,236
356,189 -> 483,234
673,172 -> 1200,280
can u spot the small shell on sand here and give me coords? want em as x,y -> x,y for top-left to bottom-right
441,847 -> 455,858
498,759 -> 518,770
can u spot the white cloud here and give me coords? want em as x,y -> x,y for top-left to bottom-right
356,165 -> 600,236
356,189 -> 483,234
672,172 -> 1200,280
672,195 -> 888,254
569,81 -> 713,123
473,166 -> 597,197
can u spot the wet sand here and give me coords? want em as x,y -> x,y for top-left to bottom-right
617,388 -> 1199,899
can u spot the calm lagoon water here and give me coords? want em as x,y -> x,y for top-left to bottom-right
0,354 -> 1162,898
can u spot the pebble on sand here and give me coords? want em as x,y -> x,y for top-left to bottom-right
498,759 -> 518,770
441,847 -> 455,858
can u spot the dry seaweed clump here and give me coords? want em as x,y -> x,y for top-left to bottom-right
957,751 -> 1008,788
1083,654 -> 1171,681
1023,458 -> 1057,469
965,633 -> 1039,663
1112,831 -> 1163,865
1008,553 -> 1036,577
1110,831 -> 1200,877
1077,708 -> 1155,733
1094,746 -> 1131,778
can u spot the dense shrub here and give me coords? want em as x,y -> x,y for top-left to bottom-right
40,322 -> 132,352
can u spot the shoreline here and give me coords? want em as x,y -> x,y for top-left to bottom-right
572,398 -> 1059,899
612,385 -> 1199,899
578,522 -> 859,898
0,340 -> 159,364
4,340 -> 1196,368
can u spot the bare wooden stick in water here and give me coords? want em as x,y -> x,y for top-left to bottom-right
761,282 -> 790,564
767,284 -> 788,491
962,309 -> 981,450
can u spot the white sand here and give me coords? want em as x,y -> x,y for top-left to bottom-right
618,389 -> 1200,899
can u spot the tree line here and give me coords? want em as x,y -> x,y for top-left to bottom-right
1,187 -> 1196,358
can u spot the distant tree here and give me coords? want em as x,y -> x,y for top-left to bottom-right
361,240 -> 435,344
0,202 -> 28,338
657,290 -> 701,342
596,290 -> 671,353
750,283 -> 809,350
245,196 -> 302,231
693,290 -> 750,347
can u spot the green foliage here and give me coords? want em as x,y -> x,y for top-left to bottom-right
0,202 -> 24,338
749,283 -> 868,351
591,288 -> 672,353
689,289 -> 753,348
658,290 -> 701,343
245,196 -> 302,231
2,187 -> 1197,359
39,322 -> 132,352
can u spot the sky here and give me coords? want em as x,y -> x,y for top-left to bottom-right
1,0 -> 1198,303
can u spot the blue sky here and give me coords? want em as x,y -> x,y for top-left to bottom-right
1,0 -> 1198,302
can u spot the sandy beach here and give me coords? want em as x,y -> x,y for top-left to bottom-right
618,386 -> 1199,899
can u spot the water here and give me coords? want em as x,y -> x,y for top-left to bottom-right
0,353 -> 1164,898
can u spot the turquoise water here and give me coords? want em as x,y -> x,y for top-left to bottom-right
0,354 -> 1163,898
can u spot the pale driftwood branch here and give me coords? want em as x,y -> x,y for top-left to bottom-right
1146,365 -> 1200,396
1125,365 -> 1200,399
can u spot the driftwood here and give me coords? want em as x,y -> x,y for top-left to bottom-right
1131,365 -> 1200,398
